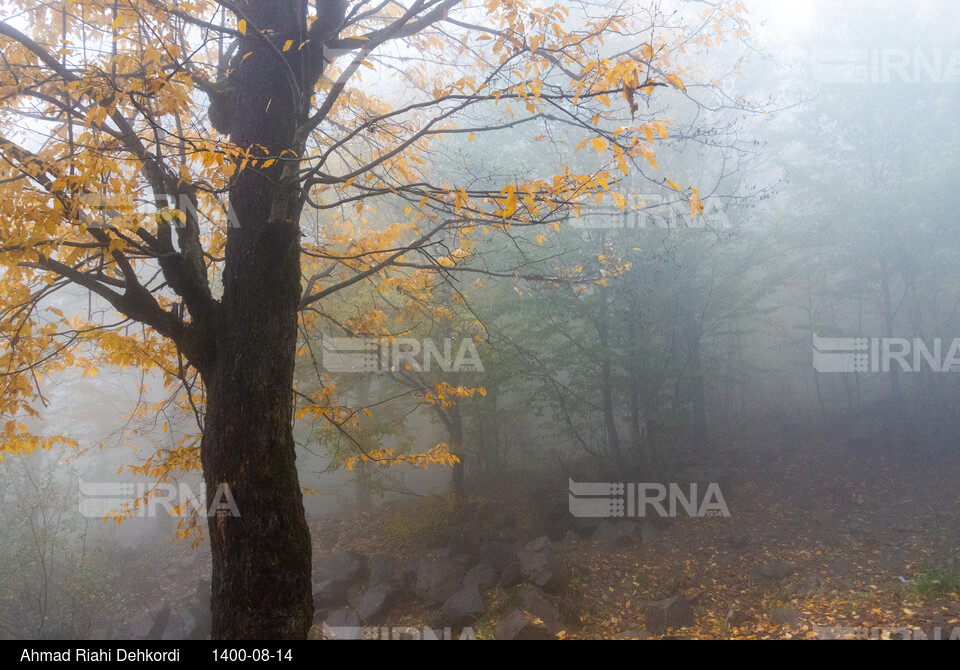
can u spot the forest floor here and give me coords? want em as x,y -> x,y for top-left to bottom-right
312,438 -> 960,640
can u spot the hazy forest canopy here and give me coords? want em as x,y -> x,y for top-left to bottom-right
0,0 -> 958,643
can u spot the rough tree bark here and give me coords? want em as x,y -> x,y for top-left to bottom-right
198,0 -> 327,639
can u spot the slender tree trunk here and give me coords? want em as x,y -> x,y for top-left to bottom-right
682,330 -> 707,448
446,374 -> 467,503
879,254 -> 905,453
595,293 -> 623,475
478,385 -> 501,480
626,299 -> 645,480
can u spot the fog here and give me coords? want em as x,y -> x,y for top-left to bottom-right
1,0 -> 959,641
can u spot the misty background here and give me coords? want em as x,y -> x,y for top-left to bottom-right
2,0 -> 959,640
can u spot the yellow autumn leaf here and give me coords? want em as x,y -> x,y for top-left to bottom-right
665,73 -> 686,90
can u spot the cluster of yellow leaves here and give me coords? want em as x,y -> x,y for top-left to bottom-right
421,382 -> 487,409
344,443 -> 460,471
0,420 -> 77,461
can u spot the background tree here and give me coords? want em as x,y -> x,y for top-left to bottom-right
763,0 -> 960,456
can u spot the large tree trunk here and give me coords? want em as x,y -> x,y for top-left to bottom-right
199,202 -> 312,638
198,0 -> 316,639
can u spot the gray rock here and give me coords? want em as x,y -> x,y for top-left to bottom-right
160,607 -> 198,641
615,629 -> 649,640
313,578 -> 349,610
552,532 -> 577,552
525,535 -> 552,552
356,587 -> 391,624
515,585 -> 562,635
186,605 -> 211,640
758,562 -> 793,581
519,536 -> 564,591
435,585 -> 483,628
726,608 -> 752,627
772,607 -> 802,627
323,609 -> 362,639
684,589 -> 703,607
414,555 -> 464,606
535,491 -> 571,540
126,604 -> 200,641
499,559 -> 523,587
570,516 -> 603,538
365,553 -> 408,613
406,547 -> 451,573
476,541 -> 513,571
367,554 -> 402,590
125,603 -> 170,640
315,550 -> 367,586
317,525 -> 340,548
791,575 -> 820,597
494,609 -> 554,640
463,563 -> 497,589
592,520 -> 637,549
645,596 -> 695,635
828,560 -> 853,578
314,551 -> 368,609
